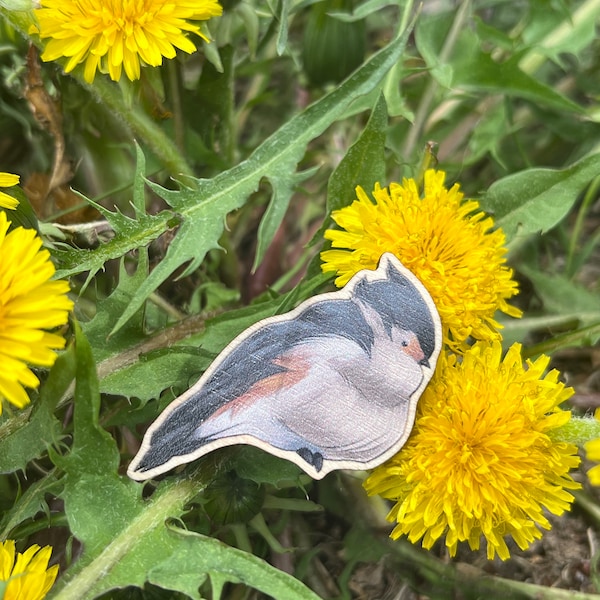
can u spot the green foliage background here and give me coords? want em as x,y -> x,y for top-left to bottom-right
1,0 -> 600,598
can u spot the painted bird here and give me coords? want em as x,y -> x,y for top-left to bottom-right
128,253 -> 442,481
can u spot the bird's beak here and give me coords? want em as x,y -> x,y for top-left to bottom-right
419,357 -> 430,368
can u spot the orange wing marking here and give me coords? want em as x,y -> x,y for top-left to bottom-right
211,351 -> 310,419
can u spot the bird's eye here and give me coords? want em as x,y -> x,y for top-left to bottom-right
401,340 -> 408,347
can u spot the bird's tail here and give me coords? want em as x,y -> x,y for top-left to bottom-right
127,402 -> 214,480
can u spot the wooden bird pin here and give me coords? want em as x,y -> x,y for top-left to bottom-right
128,253 -> 442,480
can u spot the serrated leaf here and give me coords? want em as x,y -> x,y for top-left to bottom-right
77,147 -> 172,400
452,43 -> 585,115
100,349 -> 211,402
49,324 -> 142,577
74,143 -> 328,405
0,345 -> 75,474
55,323 -> 123,479
53,467 -> 321,600
314,92 -> 388,244
481,153 -> 600,241
0,473 -> 62,538
78,246 -> 187,402
126,18 -> 413,330
82,254 -> 148,364
54,21 -> 415,336
53,473 -> 322,600
78,520 -> 320,600
253,166 -> 319,271
53,208 -> 171,290
54,142 -> 167,287
147,527 -> 321,600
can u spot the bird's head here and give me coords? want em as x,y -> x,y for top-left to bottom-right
392,328 -> 429,368
352,253 -> 440,370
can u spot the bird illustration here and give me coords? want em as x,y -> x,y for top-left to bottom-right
128,253 -> 442,481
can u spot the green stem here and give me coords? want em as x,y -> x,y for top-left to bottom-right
230,523 -> 253,554
8,513 -> 69,540
249,513 -> 290,554
522,321 -> 600,360
386,538 -> 600,599
262,495 -> 322,513
166,59 -> 186,154
566,175 -> 600,277
2,8 -> 192,177
548,415 -> 600,446
148,291 -> 186,320
87,79 -> 193,177
402,0 -> 471,160
573,489 -> 600,529
395,0 -> 414,36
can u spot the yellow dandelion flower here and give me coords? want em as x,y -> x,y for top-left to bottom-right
364,341 -> 581,561
0,540 -> 58,600
585,410 -> 600,485
32,0 -> 223,83
586,445 -> 600,485
0,172 -> 20,210
0,211 -> 73,412
321,169 -> 521,352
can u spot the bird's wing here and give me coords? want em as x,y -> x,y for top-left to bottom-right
170,297 -> 373,424
208,347 -> 311,420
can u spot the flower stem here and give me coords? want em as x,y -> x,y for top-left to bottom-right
573,489 -> 600,529
549,415 -> 600,446
166,59 -> 186,154
387,538 -> 599,599
402,0 -> 471,161
76,79 -> 193,178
